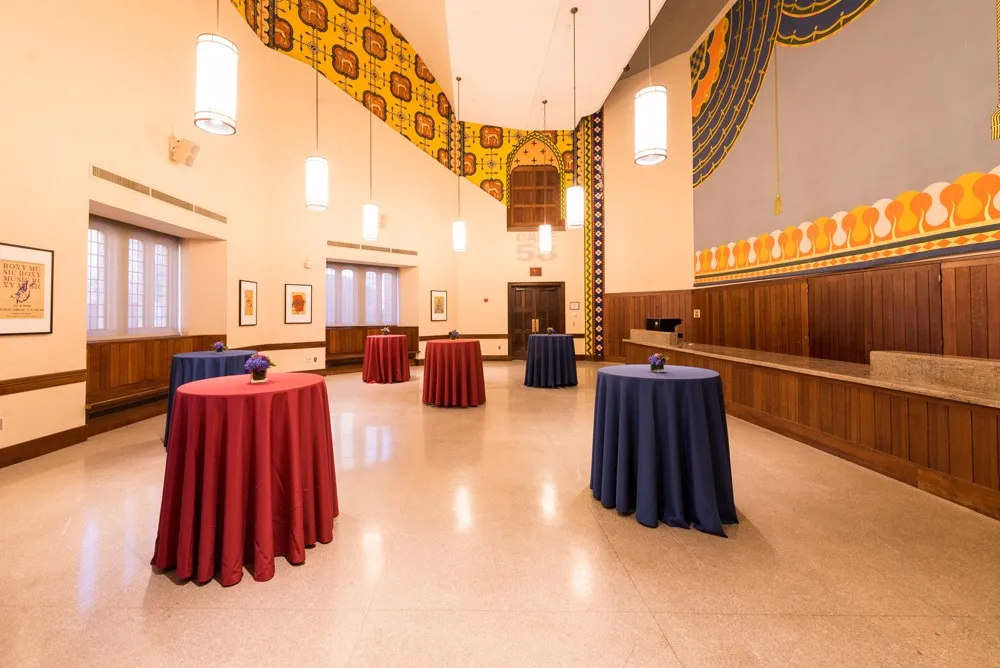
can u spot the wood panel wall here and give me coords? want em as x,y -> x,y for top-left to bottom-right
808,263 -> 943,363
625,342 -> 1000,520
607,252 -> 998,365
604,290 -> 691,362
326,326 -> 419,361
690,279 -> 809,357
86,334 -> 223,407
942,255 -> 1000,359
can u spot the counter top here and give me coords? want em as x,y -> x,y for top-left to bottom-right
623,340 -> 1000,410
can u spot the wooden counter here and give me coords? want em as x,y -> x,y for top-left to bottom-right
624,340 -> 1000,521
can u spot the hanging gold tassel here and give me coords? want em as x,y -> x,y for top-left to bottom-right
993,0 -> 1000,139
773,45 -> 783,214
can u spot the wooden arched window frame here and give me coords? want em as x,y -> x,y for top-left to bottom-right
507,165 -> 564,231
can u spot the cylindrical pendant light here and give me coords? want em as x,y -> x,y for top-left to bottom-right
305,27 -> 329,211
362,43 -> 379,240
452,76 -> 467,253
539,223 -> 553,254
194,1 -> 238,136
362,203 -> 380,241
538,100 -> 554,255
566,8 -> 584,230
634,0 -> 667,165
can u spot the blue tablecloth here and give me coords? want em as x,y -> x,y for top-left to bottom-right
163,350 -> 255,446
524,334 -> 578,388
590,365 -> 738,537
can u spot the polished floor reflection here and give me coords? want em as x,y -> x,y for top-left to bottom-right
2,362 -> 999,666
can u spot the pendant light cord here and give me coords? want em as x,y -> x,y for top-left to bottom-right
216,0 -> 220,31
368,37 -> 374,200
647,0 -> 652,87
773,47 -> 782,215
571,7 -> 578,188
313,27 -> 319,151
456,77 -> 462,217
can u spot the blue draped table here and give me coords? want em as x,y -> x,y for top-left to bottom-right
524,334 -> 578,388
590,364 -> 737,537
163,350 -> 255,446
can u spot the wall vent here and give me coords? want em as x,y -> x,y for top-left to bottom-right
90,165 -> 227,224
327,240 -> 418,256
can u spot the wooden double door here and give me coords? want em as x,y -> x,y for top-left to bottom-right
508,283 -> 565,360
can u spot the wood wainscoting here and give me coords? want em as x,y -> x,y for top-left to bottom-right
625,342 -> 1000,520
606,251 -> 1000,366
86,334 -> 225,431
326,326 -> 419,371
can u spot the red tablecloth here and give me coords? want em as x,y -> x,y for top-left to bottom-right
151,372 -> 338,586
422,340 -> 486,407
362,334 -> 411,384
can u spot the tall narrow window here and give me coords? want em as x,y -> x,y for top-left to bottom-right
87,217 -> 179,338
325,266 -> 336,326
364,270 -> 378,324
153,244 -> 169,328
381,271 -> 395,324
127,238 -> 145,330
87,228 -> 107,332
340,269 -> 356,325
325,263 -> 399,326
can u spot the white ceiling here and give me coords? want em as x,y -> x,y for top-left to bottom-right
377,0 -> 669,130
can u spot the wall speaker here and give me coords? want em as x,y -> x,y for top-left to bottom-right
168,135 -> 200,167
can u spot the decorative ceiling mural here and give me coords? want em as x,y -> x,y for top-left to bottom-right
690,0 -> 880,187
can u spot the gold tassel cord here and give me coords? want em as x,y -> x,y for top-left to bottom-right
773,44 -> 783,215
994,0 -> 1000,139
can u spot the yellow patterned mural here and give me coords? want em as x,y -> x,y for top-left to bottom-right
694,165 -> 1000,285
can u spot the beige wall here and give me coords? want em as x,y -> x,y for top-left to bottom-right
603,54 -> 695,294
0,0 -> 586,450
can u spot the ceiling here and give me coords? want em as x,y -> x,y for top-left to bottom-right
619,0 -> 731,82
378,0 -> 670,130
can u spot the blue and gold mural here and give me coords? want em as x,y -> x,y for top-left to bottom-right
691,0 -> 879,187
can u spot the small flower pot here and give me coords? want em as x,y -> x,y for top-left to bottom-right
250,370 -> 268,384
650,364 -> 666,373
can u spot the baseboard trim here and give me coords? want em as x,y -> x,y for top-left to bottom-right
483,355 -> 512,362
0,426 -> 88,468
87,399 -> 167,438
726,401 -> 1000,521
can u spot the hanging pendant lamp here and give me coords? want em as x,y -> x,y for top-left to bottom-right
362,52 -> 379,240
634,0 -> 667,165
452,76 -> 467,253
194,0 -> 239,135
565,7 -> 585,230
538,100 -> 553,255
305,28 -> 329,211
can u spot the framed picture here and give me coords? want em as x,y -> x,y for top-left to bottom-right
0,242 -> 54,336
239,279 -> 258,326
569,301 -> 581,311
284,283 -> 312,324
430,290 -> 448,321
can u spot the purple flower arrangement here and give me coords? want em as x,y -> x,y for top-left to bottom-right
546,327 -> 556,335
245,353 -> 276,382
448,330 -> 459,340
648,352 -> 668,372
212,341 -> 227,353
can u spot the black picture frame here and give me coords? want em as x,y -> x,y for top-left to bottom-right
284,283 -> 313,324
0,242 -> 54,336
238,279 -> 258,327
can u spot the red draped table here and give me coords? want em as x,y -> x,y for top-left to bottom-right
151,372 -> 339,586
422,339 -> 486,407
362,334 -> 411,384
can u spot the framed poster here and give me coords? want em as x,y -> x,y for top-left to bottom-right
284,283 -> 312,324
1,242 -> 54,335
239,279 -> 257,326
430,290 -> 448,321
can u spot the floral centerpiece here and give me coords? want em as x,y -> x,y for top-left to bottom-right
380,327 -> 391,335
648,352 -> 668,373
212,341 -> 227,353
245,353 -> 276,383
546,327 -> 556,335
448,329 -> 460,340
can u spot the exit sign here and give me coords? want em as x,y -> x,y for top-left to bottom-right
530,267 -> 542,277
